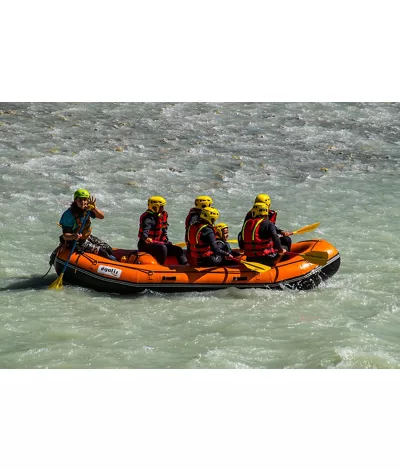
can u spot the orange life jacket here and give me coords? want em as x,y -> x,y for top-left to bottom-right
74,211 -> 92,240
187,222 -> 216,262
138,210 -> 168,242
241,217 -> 277,257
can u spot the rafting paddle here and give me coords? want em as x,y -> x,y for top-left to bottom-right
286,250 -> 328,266
291,222 -> 320,235
49,211 -> 91,290
239,260 -> 271,273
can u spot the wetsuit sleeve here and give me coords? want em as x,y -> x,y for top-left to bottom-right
140,215 -> 155,240
216,240 -> 232,254
201,227 -> 230,256
260,220 -> 283,251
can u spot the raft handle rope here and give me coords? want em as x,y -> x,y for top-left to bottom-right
42,245 -> 62,278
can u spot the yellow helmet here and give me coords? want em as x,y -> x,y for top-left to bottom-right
200,206 -> 220,225
254,193 -> 271,207
251,202 -> 269,218
148,196 -> 167,213
195,195 -> 213,209
215,222 -> 228,239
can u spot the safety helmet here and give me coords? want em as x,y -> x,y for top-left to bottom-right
215,222 -> 228,239
254,193 -> 271,207
251,202 -> 269,218
148,196 -> 167,213
74,188 -> 90,200
195,195 -> 213,209
200,206 -> 220,225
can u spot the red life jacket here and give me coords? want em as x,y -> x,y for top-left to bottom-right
184,208 -> 202,243
138,210 -> 168,242
268,209 -> 277,223
241,218 -> 277,257
187,222 -> 215,263
185,208 -> 201,229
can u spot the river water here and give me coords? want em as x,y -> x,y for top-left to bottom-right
1,102 -> 399,369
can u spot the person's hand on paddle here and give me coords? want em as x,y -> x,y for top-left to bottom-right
226,254 -> 236,261
74,233 -> 83,241
87,196 -> 97,211
145,237 -> 153,244
281,231 -> 293,237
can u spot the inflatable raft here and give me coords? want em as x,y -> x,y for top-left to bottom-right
52,239 -> 340,293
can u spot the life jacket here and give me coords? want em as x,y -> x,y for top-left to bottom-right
241,217 -> 277,257
138,210 -> 168,242
72,210 -> 92,240
184,208 -> 202,243
187,222 -> 216,262
185,208 -> 201,229
268,209 -> 277,223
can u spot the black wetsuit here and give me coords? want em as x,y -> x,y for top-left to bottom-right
238,219 -> 284,266
241,210 -> 292,251
194,226 -> 232,267
138,212 -> 188,265
215,239 -> 241,266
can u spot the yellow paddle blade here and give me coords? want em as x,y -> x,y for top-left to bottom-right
300,251 -> 328,266
227,239 -> 238,244
49,273 -> 64,290
292,222 -> 320,235
174,242 -> 187,248
240,260 -> 271,273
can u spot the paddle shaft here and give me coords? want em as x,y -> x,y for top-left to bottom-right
291,222 -> 320,235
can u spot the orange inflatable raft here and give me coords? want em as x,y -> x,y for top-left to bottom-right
53,239 -> 340,293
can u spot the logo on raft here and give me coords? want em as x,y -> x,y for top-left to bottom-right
97,265 -> 122,278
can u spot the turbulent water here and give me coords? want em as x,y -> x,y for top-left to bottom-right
1,102 -> 399,368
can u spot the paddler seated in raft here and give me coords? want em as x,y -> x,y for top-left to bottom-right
215,222 -> 242,264
187,207 -> 237,267
59,188 -> 116,260
137,196 -> 189,265
241,193 -> 293,251
184,195 -> 214,247
238,202 -> 286,267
